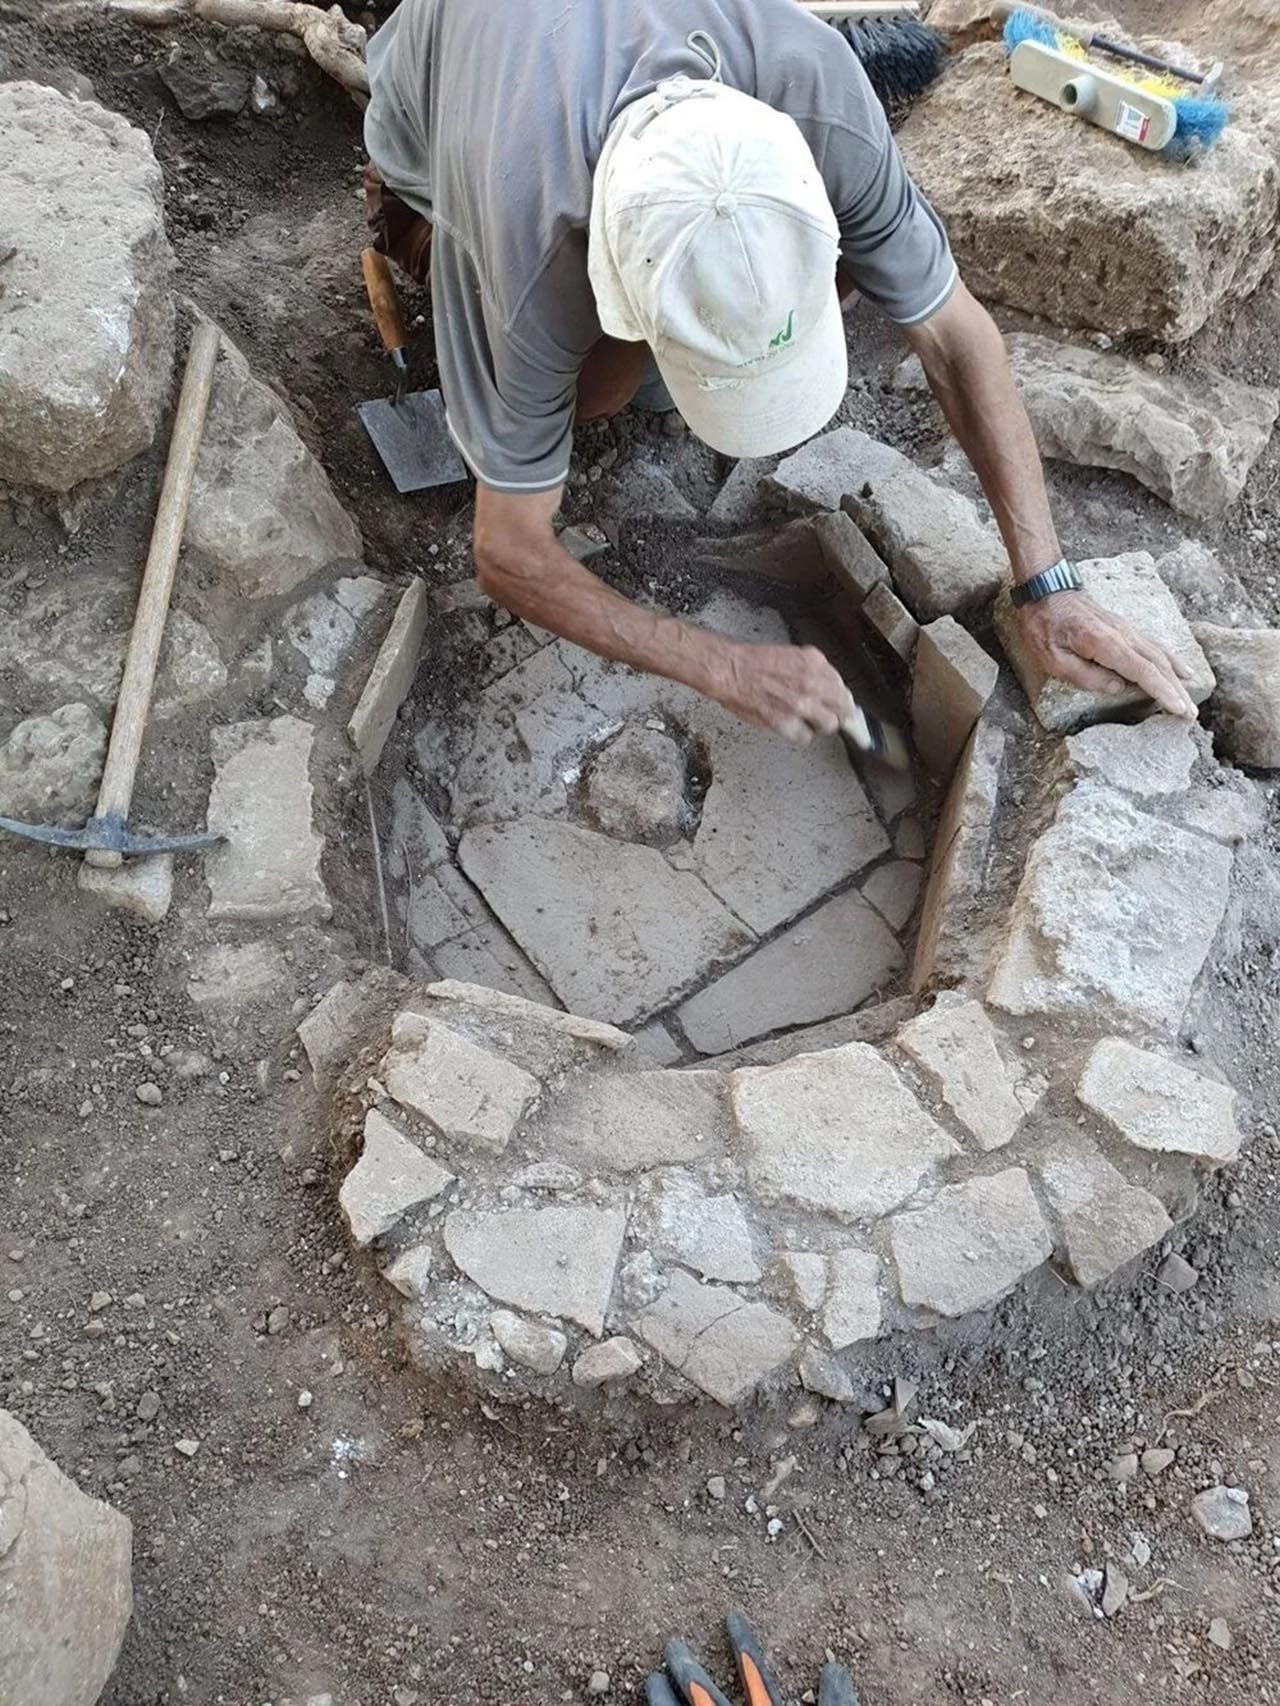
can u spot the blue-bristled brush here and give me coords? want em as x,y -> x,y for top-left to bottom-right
995,2 -> 1229,157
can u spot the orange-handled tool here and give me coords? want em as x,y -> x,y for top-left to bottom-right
360,246 -> 411,403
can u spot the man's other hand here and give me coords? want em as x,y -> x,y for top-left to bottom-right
712,643 -> 855,745
1015,593 -> 1198,719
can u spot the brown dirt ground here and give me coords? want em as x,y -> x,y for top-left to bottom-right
2,5 -> 1280,1704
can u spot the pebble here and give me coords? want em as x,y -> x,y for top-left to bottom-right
1158,1253 -> 1199,1294
587,1672 -> 610,1696
174,1438 -> 201,1458
1191,1485 -> 1252,1542
706,1476 -> 726,1501
1108,1453 -> 1139,1482
1207,1617 -> 1232,1651
136,1391 -> 161,1422
135,1082 -> 163,1107
89,1290 -> 112,1313
298,1389 -> 313,1410
266,1305 -> 289,1335
1101,1562 -> 1129,1618
1141,1447 -> 1176,1476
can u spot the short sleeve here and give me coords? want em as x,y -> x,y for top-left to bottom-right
431,231 -> 579,492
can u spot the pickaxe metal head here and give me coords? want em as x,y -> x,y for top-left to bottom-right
0,811 -> 223,857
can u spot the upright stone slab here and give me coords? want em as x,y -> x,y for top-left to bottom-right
1194,625 -> 1280,769
912,719 -> 1005,992
890,1169 -> 1052,1318
994,553 -> 1214,733
384,1013 -> 540,1153
633,1270 -> 798,1405
898,45 -> 1279,343
732,1043 -> 959,1220
205,716 -> 331,921
989,781 -> 1233,1032
444,1205 -> 626,1335
1076,1040 -> 1242,1163
911,617 -> 999,779
348,578 -> 430,774
0,83 -> 173,490
0,1409 -> 133,1706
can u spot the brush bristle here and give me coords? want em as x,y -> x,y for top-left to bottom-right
836,17 -> 947,108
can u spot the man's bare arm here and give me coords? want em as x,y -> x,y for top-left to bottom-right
473,484 -> 853,743
905,284 -> 1196,718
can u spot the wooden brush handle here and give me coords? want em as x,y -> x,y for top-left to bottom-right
361,247 -> 409,356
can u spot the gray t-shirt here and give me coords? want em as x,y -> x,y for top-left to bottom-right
365,0 -> 957,493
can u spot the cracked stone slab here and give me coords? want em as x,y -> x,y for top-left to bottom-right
890,1169 -> 1053,1318
988,781 -> 1233,1033
1037,1144 -> 1172,1287
822,1250 -> 882,1350
733,1042 -> 959,1220
205,716 -> 330,922
633,1270 -> 798,1406
535,1069 -> 728,1173
1065,715 -> 1196,797
384,1013 -> 540,1154
458,818 -> 752,1026
897,999 -> 1031,1151
339,1109 -> 454,1246
677,890 -> 903,1055
444,1205 -> 626,1335
648,1175 -> 761,1283
1076,1039 -> 1241,1163
994,553 -> 1214,733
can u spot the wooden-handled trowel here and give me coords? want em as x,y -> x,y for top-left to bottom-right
357,247 -> 468,493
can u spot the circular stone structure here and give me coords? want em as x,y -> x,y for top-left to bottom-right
331,531 -> 1257,1408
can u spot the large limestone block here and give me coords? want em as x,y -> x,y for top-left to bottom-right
994,552 -> 1214,733
444,1205 -> 626,1335
0,1408 -> 132,1706
890,1168 -> 1052,1317
0,83 -> 173,490
732,1042 -> 960,1220
1194,625 -> 1280,768
633,1270 -> 798,1405
1076,1039 -> 1242,1163
205,716 -> 331,922
384,1012 -> 540,1153
457,818 -> 752,1026
897,337 -> 1278,519
187,332 -> 362,600
538,1069 -> 729,1172
898,45 -> 1279,343
989,782 -> 1233,1032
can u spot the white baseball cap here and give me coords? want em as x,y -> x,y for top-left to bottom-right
588,76 -> 847,459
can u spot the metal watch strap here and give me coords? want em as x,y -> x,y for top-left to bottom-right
1010,559 -> 1083,608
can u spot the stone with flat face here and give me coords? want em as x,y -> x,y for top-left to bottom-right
444,1205 -> 626,1335
994,553 -> 1214,733
912,719 -> 1005,993
536,1069 -> 728,1173
891,1169 -> 1053,1318
1194,625 -> 1280,769
458,818 -> 751,1026
572,1337 -> 643,1387
677,890 -> 903,1055
339,1109 -> 454,1246
649,1176 -> 761,1283
206,716 -> 330,922
489,1310 -> 567,1376
822,1250 -> 882,1350
862,860 -> 923,932
384,1013 -> 540,1154
988,782 -> 1233,1033
1065,715 -> 1196,797
1076,1039 -> 1241,1163
633,1270 -> 798,1406
911,618 -> 999,780
896,999 -> 1029,1151
732,1043 -> 959,1221
1036,1145 -> 1172,1287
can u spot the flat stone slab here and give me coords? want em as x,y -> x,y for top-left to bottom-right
536,1069 -> 728,1173
649,1176 -> 761,1283
458,817 -> 751,1025
994,552 -> 1214,733
988,781 -> 1233,1033
206,716 -> 330,922
1037,1144 -> 1172,1287
897,999 -> 1031,1151
822,1249 -> 882,1349
890,1169 -> 1053,1318
348,578 -> 430,774
677,890 -> 903,1055
896,336 -> 1278,520
444,1205 -> 626,1335
1065,716 -> 1196,797
861,860 -> 922,932
384,1013 -> 540,1153
911,617 -> 998,779
913,719 -> 1005,993
339,1110 -> 454,1246
1194,625 -> 1280,769
732,1042 -> 959,1220
633,1270 -> 798,1406
1076,1039 -> 1241,1163
0,83 -> 173,491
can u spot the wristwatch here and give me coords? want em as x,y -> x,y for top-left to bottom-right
1010,558 -> 1083,608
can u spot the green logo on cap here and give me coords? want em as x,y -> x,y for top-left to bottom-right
768,310 -> 795,350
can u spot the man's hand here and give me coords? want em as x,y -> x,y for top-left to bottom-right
1015,593 -> 1198,719
709,642 -> 854,745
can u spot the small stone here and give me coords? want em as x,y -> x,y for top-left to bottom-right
587,1671 -> 611,1696
788,1396 -> 823,1429
1077,1040 -> 1241,1163
891,1169 -> 1053,1318
1207,1617 -> 1232,1651
135,1082 -> 162,1107
173,1438 -> 200,1458
861,860 -> 922,932
1036,1144 -> 1172,1287
706,1475 -> 727,1500
1102,1562 -> 1130,1618
384,1012 -> 540,1154
1142,1447 -> 1176,1476
159,42 -> 250,118
381,1243 -> 434,1301
910,617 -> 999,779
266,1306 -> 289,1336
297,1389 -> 313,1410
489,1310 -> 568,1377
136,1391 -> 160,1422
572,1337 -> 643,1388
1065,716 -> 1196,798
821,1250 -> 881,1350
1108,1453 -> 1139,1482
1158,1253 -> 1200,1294
89,1292 -> 112,1313
338,1109 -> 454,1247
797,1346 -> 855,1403
1190,1486 -> 1252,1542
770,1251 -> 828,1314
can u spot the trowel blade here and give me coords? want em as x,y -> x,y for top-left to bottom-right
357,386 -> 468,493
